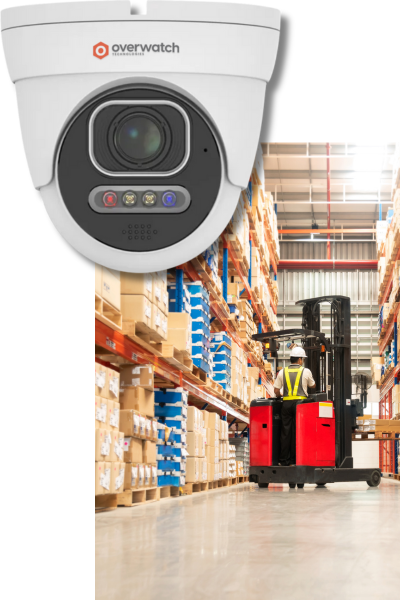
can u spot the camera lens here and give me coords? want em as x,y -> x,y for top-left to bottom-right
115,115 -> 163,162
162,191 -> 177,207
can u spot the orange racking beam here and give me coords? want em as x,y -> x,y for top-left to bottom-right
95,319 -> 249,423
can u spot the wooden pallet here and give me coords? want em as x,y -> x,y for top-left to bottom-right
186,365 -> 208,386
95,293 -> 122,331
394,474 -> 400,482
118,486 -> 160,507
121,320 -> 165,357
155,343 -> 193,373
95,493 -> 119,513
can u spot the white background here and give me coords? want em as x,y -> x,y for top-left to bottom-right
0,1 -> 399,598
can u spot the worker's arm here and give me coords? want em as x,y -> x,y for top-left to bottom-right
273,370 -> 283,398
305,368 -> 316,390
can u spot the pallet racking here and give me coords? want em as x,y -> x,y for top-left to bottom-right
373,144 -> 400,476
95,168 -> 280,435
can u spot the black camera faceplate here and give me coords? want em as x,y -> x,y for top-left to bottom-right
57,85 -> 222,253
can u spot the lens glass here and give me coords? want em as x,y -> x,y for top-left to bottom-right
116,116 -> 162,162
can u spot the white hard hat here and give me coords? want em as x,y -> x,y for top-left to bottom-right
290,346 -> 307,358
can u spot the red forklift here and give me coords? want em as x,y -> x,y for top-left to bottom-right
249,295 -> 381,489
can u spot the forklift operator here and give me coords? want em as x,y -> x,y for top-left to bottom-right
273,347 -> 316,466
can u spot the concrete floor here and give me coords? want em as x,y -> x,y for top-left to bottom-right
96,479 -> 400,600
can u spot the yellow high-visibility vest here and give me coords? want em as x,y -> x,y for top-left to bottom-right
283,366 -> 307,401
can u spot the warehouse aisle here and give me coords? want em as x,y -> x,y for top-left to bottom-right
96,480 -> 400,600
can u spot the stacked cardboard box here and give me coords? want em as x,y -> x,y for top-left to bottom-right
356,418 -> 400,432
210,332 -> 232,392
202,238 -> 222,291
120,272 -> 169,340
187,282 -> 212,374
166,311 -> 192,356
231,340 -> 245,403
230,437 -> 250,477
370,356 -> 384,385
95,265 -> 121,311
186,406 -> 206,483
206,412 -> 221,481
392,384 -> 400,417
155,388 -> 188,487
95,362 -> 126,495
168,282 -> 191,315
228,444 -> 237,478
219,420 -> 229,479
119,364 -> 157,490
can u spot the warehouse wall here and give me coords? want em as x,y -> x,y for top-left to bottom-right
277,269 -> 379,375
280,241 -> 376,260
278,269 -> 378,308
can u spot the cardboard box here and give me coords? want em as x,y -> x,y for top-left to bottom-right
206,445 -> 218,463
208,412 -> 220,431
108,400 -> 120,430
123,437 -> 143,463
187,406 -> 200,432
151,418 -> 158,442
95,363 -> 108,397
208,462 -> 214,481
198,432 -> 205,458
143,441 -> 157,463
151,464 -> 158,487
186,432 -> 199,456
152,304 -> 167,340
121,294 -> 152,329
120,387 -> 154,417
200,458 -> 208,482
166,312 -> 192,354
95,396 -> 107,429
102,267 -> 121,311
107,369 -> 120,401
120,365 -> 154,392
121,272 -> 153,299
144,464 -> 152,487
110,462 -> 125,493
95,429 -> 111,462
109,430 -> 123,462
138,464 -> 145,488
124,463 -> 139,490
186,457 -> 199,483
119,410 -> 141,438
95,462 -> 106,495
145,417 -> 152,440
203,410 -> 209,429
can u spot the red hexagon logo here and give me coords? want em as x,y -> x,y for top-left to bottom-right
93,42 -> 109,60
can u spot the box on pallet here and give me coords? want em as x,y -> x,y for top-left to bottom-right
95,462 -> 110,495
120,365 -> 154,392
166,312 -> 192,354
121,272 -> 153,299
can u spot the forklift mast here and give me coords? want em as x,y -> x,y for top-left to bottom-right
297,296 -> 353,469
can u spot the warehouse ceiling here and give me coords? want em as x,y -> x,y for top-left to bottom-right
262,143 -> 395,242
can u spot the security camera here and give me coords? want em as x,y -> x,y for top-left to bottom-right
1,0 -> 280,273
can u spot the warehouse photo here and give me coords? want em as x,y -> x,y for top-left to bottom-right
95,143 -> 400,597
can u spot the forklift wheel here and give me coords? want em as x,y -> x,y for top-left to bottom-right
289,483 -> 296,489
316,483 -> 326,488
367,470 -> 381,488
297,483 -> 304,489
258,483 -> 269,488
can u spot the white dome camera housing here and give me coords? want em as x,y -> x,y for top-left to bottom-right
1,1 -> 280,272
